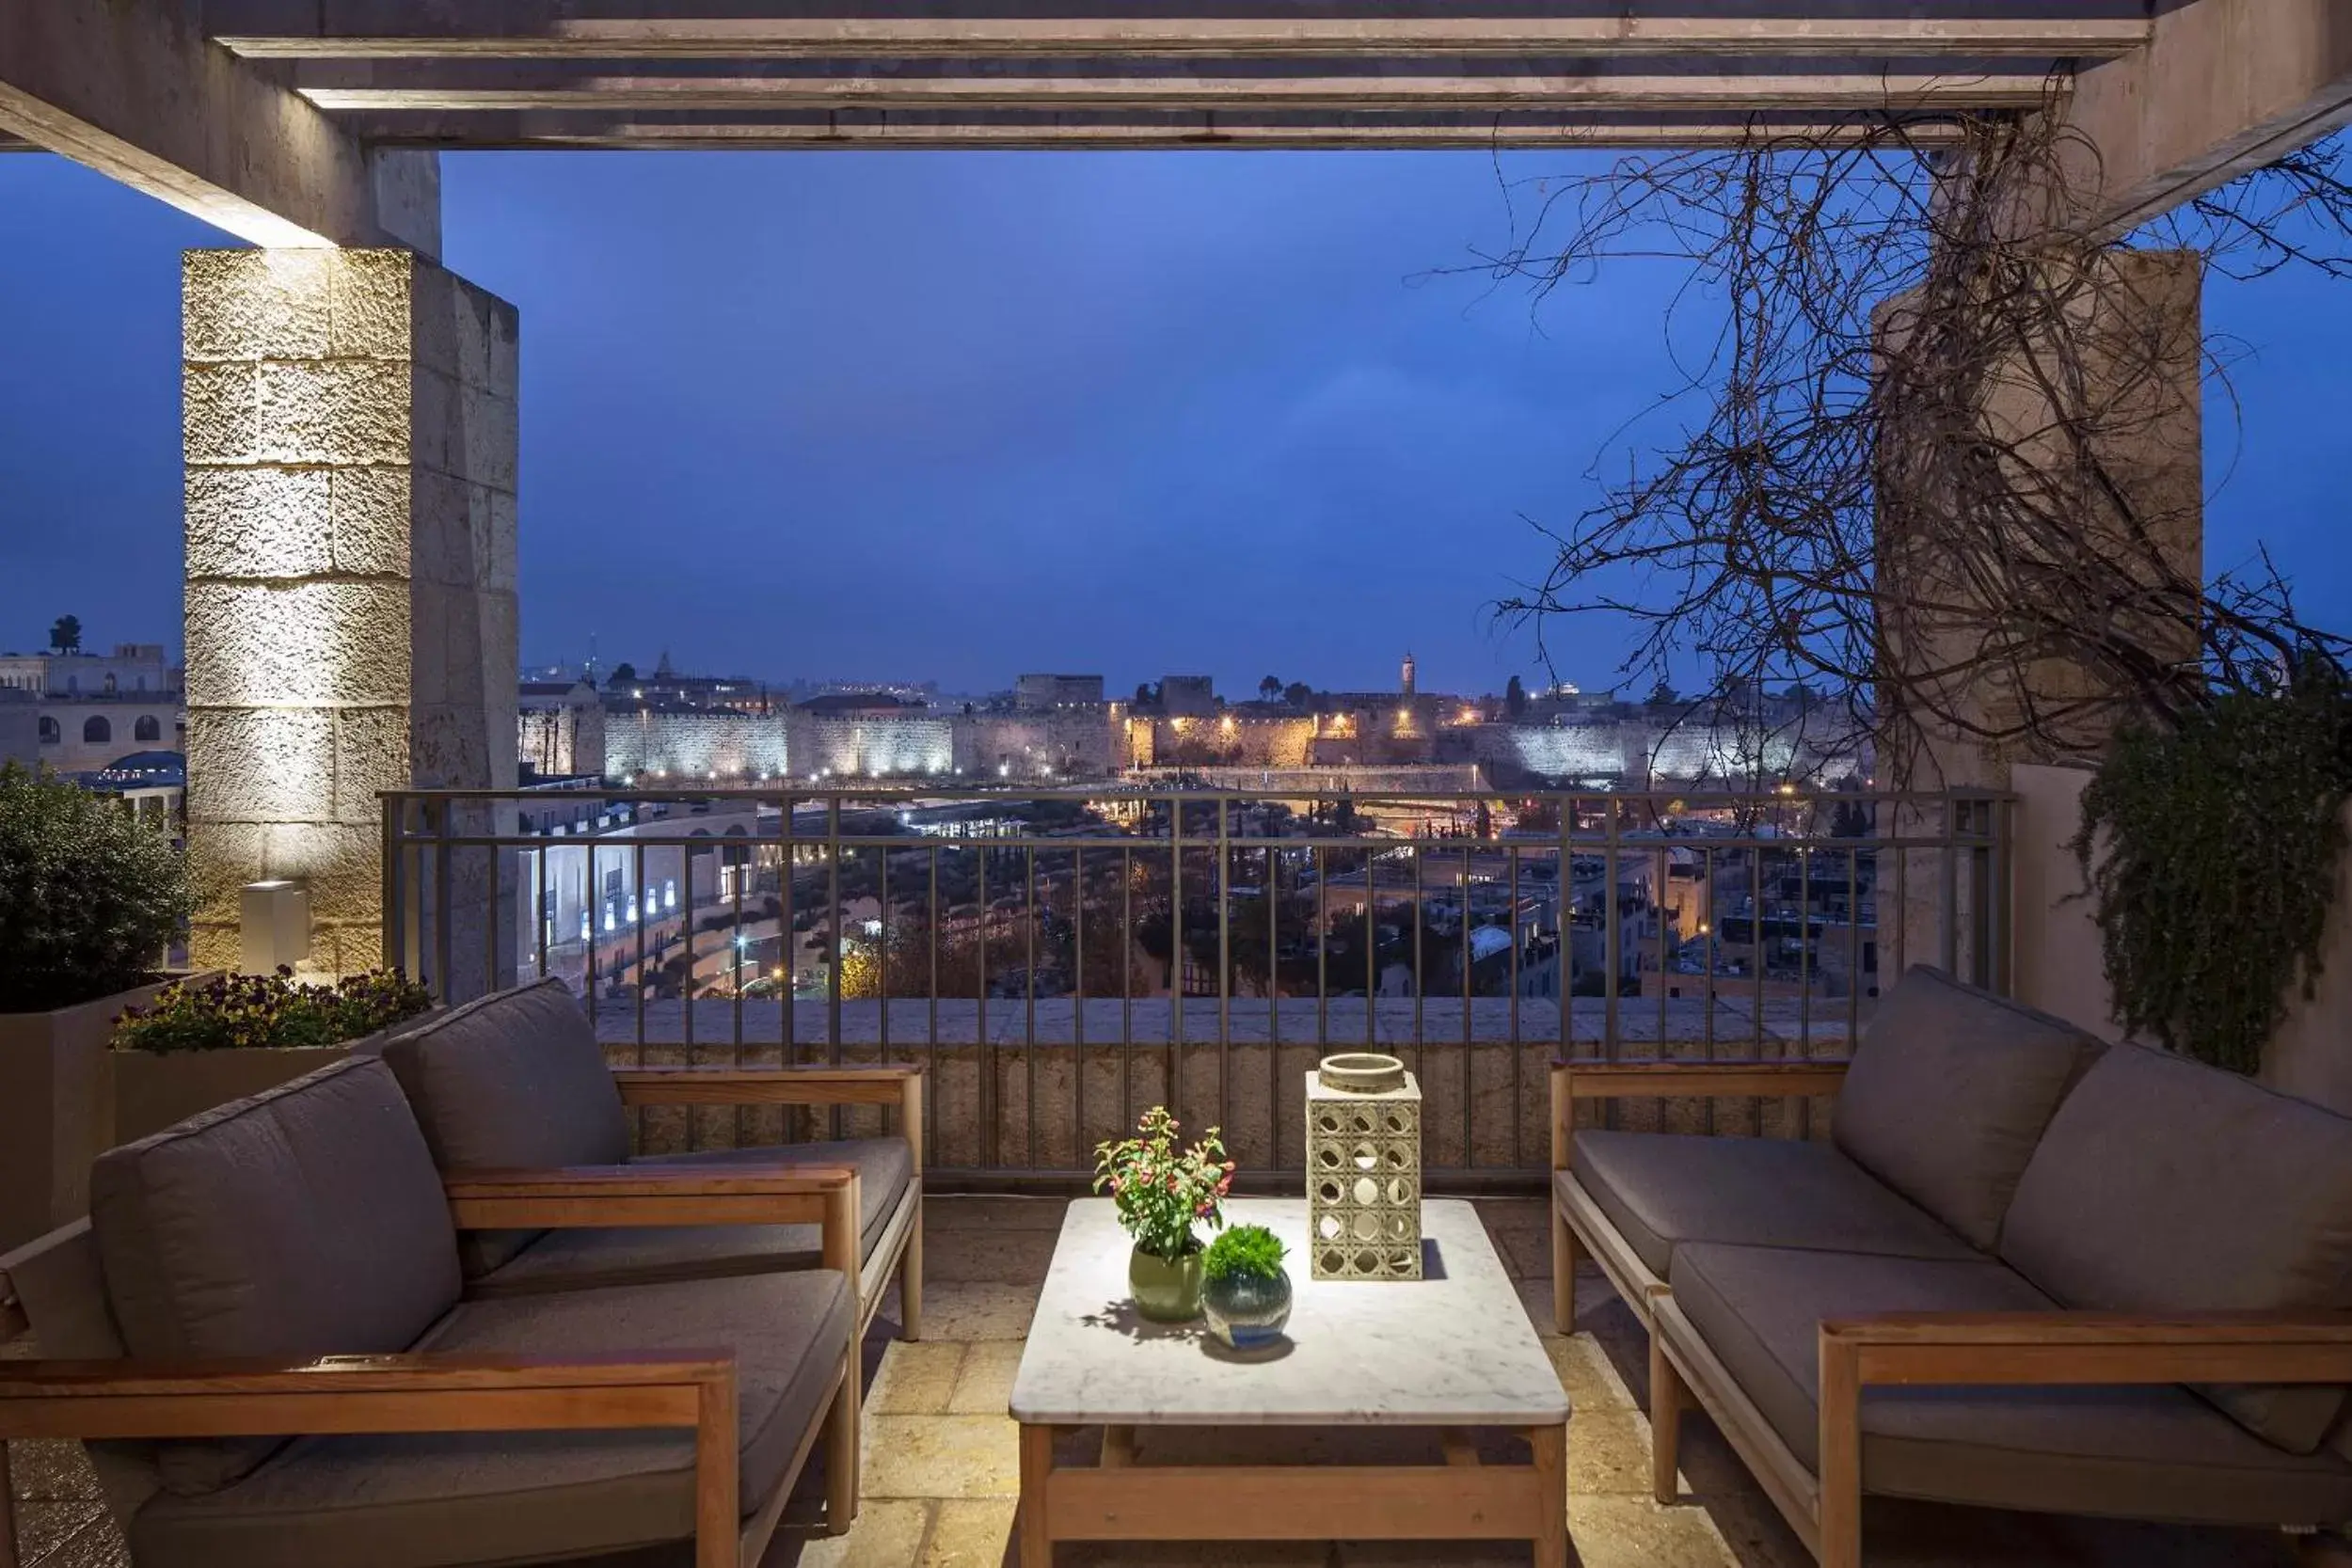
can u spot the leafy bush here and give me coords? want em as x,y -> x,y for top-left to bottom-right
0,763 -> 190,1013
113,968 -> 434,1053
1202,1224 -> 1287,1285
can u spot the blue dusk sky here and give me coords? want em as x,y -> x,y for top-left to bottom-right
1,145 -> 2347,699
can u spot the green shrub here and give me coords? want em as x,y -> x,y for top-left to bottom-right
113,968 -> 434,1053
0,763 -> 190,1013
1202,1224 -> 1288,1284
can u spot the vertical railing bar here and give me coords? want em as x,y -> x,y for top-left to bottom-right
1940,792 -> 1959,975
434,799 -> 454,1004
1411,840 -> 1423,1069
484,810 -> 501,1001
1267,839 -> 1280,1175
1073,844 -> 1086,1163
928,843 -> 940,1052
1508,840 -> 1521,1171
381,795 -> 404,975
1703,840 -> 1717,1137
1752,823 -> 1766,1060
880,838 -> 891,1054
978,832 -> 993,1169
1315,841 -> 1327,1048
681,834 -> 694,1058
1654,840 -> 1667,1096
778,797 -> 794,1057
1603,796 -> 1621,1064
1848,840 -> 1863,1053
631,837 -> 646,1062
1121,844 -> 1134,1132
1364,834 -> 1376,1049
731,836 -> 745,1151
586,840 -> 601,1034
1217,799 -> 1232,1152
1895,809 -> 1910,983
1561,793 -> 1576,1065
1460,841 -> 1472,1172
1170,798 -> 1184,1092
534,836 -> 549,983
1025,842 -> 1038,1171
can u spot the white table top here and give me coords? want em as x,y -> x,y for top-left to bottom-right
1009,1198 -> 1569,1427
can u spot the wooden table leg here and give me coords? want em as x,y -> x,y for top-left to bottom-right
1532,1423 -> 1569,1568
1019,1422 -> 1055,1568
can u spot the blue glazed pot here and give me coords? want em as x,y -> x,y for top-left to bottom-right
1202,1267 -> 1294,1349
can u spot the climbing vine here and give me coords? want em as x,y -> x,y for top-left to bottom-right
2073,671 -> 2352,1073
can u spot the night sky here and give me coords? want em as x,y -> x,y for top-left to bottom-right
2,146 -> 2347,699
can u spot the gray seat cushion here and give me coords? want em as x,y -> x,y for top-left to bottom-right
383,979 -> 633,1275
469,1137 -> 914,1299
1566,1130 -> 1979,1278
1670,1242 -> 2352,1528
90,1057 -> 462,1497
126,1270 -> 853,1568
1833,965 -> 2105,1250
2000,1042 -> 2352,1455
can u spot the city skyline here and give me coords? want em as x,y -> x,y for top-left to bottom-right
4,147 -> 2351,697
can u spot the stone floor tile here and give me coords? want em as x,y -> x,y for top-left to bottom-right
863,1415 -> 1023,1499
946,1340 -> 1025,1416
918,1282 -> 1040,1342
1564,1497 -> 1738,1568
925,1227 -> 1063,1285
11,1501 -> 107,1566
1567,1410 -> 1658,1497
1548,1334 -> 1637,1413
931,1196 -> 1071,1233
923,1497 -> 1019,1567
871,1342 -> 968,1417
788,1498 -> 936,1568
8,1438 -> 102,1501
26,1515 -> 129,1568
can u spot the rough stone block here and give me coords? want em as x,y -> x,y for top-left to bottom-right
183,362 -> 261,466
183,823 -> 269,927
329,467 -> 413,577
184,467 -> 332,579
408,366 -> 463,477
183,249 -> 333,363
327,249 -> 417,361
183,708 -> 336,825
261,823 -> 385,928
460,387 -> 519,494
256,359 -> 411,466
185,580 -> 411,707
407,468 -> 479,590
333,707 -> 413,825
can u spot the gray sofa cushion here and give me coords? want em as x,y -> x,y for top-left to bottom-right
125,1270 -> 852,1568
383,978 -> 631,1276
1669,1242 -> 2352,1527
2001,1042 -> 2352,1455
1833,965 -> 2104,1250
90,1057 -> 462,1497
471,1137 -> 914,1299
1565,1130 -> 1978,1278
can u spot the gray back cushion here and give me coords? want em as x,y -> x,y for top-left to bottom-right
1833,965 -> 2105,1250
382,978 -> 630,1275
90,1056 -> 461,1496
2001,1043 -> 2352,1454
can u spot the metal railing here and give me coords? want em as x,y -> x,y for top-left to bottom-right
382,784 -> 2010,1187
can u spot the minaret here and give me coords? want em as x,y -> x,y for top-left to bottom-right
1400,651 -> 1417,697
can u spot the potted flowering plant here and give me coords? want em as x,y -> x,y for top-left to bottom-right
108,968 -> 437,1144
1091,1106 -> 1233,1323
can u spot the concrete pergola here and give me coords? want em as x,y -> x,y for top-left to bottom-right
2,1 -> 2349,975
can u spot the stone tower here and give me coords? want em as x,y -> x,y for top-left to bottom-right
1400,651 -> 1417,696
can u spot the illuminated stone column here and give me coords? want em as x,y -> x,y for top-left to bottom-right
183,248 -> 517,979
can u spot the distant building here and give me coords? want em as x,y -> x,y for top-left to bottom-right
518,679 -> 607,779
1014,673 -> 1105,711
0,642 -> 173,696
1400,651 -> 1417,697
0,689 -> 38,770
1158,675 -> 1216,717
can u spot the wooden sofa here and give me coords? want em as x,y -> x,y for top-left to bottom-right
1550,965 -> 2352,1568
381,977 -> 924,1341
0,1053 -> 866,1568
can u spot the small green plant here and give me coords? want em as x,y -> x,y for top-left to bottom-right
112,968 -> 434,1053
1091,1106 -> 1232,1259
0,763 -> 190,1013
1202,1224 -> 1287,1285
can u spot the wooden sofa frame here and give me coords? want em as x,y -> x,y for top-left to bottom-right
611,1062 -> 926,1339
1549,1058 -> 2352,1568
0,1159 -> 866,1568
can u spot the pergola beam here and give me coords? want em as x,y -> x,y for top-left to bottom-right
210,4 -> 2153,62
0,0 -> 437,252
2063,0 -> 2352,236
297,63 -> 2058,116
342,107 -> 1974,151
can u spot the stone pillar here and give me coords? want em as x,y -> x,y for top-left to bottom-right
1877,249 -> 2202,989
183,248 -> 517,980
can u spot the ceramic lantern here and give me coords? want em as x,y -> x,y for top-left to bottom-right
1306,1053 -> 1422,1280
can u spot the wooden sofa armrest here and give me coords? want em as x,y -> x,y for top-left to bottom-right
1548,1060 -> 1850,1170
1809,1311 -> 2352,1568
445,1164 -> 863,1278
0,1353 -> 742,1568
612,1067 -> 926,1176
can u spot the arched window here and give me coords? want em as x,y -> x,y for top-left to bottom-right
83,716 -> 111,745
103,673 -> 118,694
38,717 -> 58,743
135,715 -> 161,742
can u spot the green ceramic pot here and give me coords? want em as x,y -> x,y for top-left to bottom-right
1203,1267 -> 1294,1350
1128,1243 -> 1205,1323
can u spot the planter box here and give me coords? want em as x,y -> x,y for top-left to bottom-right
0,974 -> 199,1253
108,1011 -> 443,1149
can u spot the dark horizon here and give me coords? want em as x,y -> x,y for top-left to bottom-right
4,145 -> 2349,701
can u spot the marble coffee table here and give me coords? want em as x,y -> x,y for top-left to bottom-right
1009,1197 -> 1570,1566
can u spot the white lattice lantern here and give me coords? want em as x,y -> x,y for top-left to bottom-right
1306,1053 -> 1422,1280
